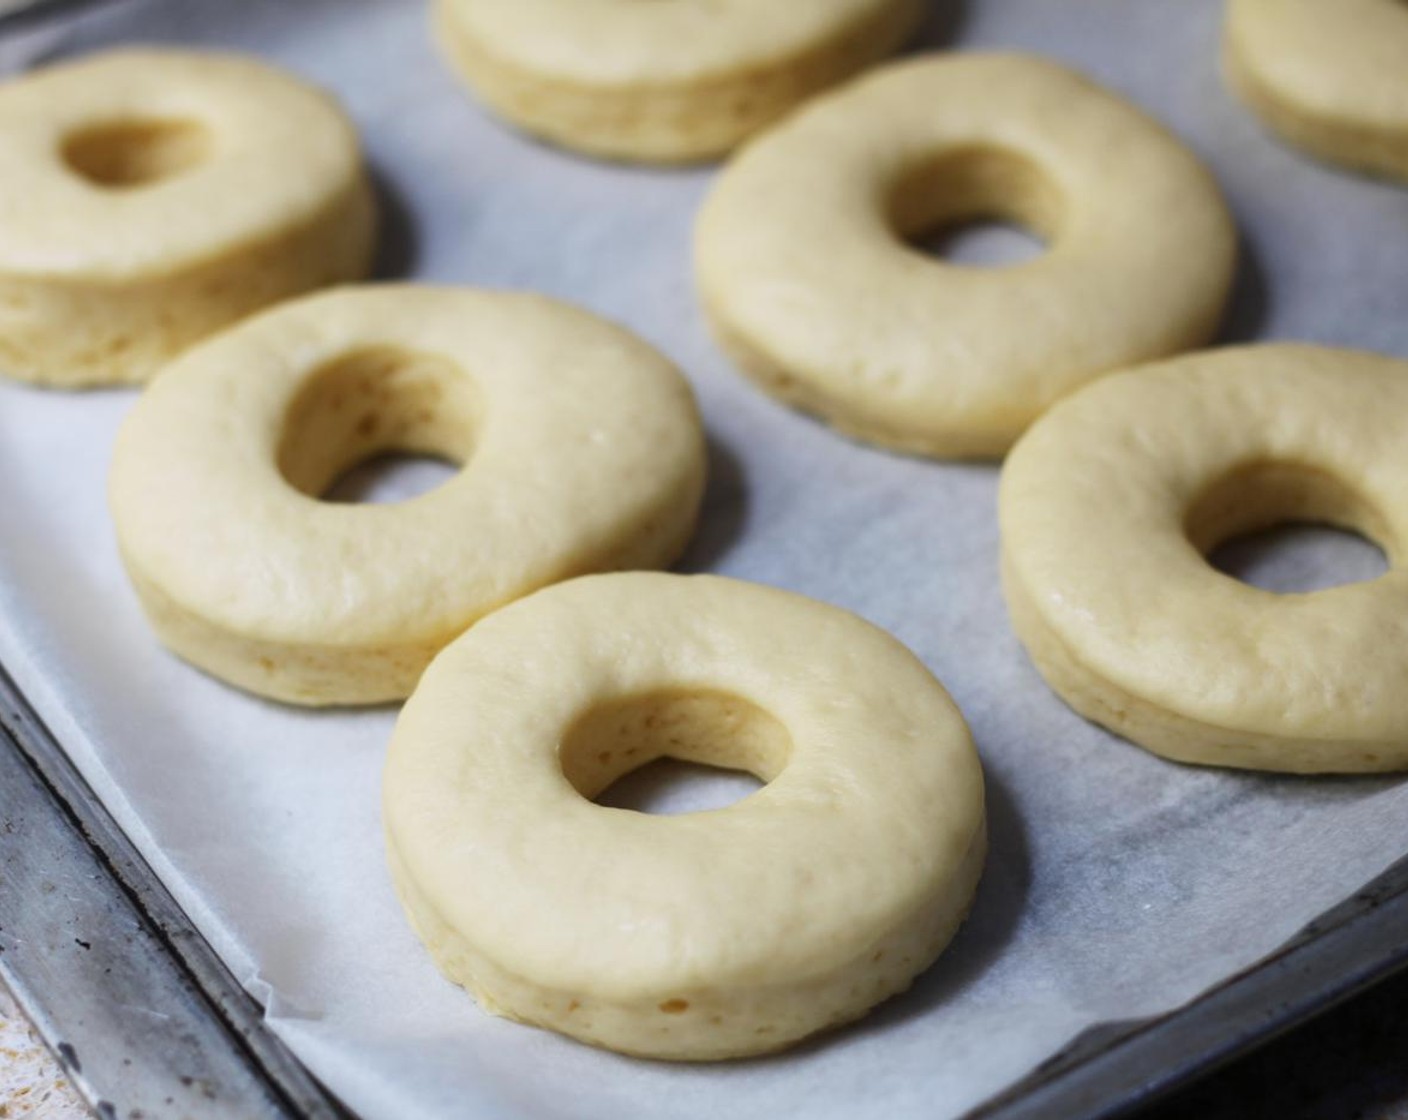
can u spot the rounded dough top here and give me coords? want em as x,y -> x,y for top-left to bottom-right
1001,344 -> 1408,743
1226,0 -> 1408,128
0,49 -> 364,278
110,285 -> 705,651
384,572 -> 985,999
696,53 -> 1235,451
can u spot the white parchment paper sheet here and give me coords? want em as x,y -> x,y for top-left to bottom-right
2,1 -> 1407,1116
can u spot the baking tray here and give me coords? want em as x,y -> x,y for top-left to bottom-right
2,0 -> 1408,1116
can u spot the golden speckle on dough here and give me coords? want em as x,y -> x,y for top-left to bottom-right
658,999 -> 689,1014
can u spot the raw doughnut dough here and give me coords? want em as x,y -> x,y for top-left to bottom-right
109,286 -> 706,706
432,0 -> 924,163
0,48 -> 375,387
696,53 -> 1237,458
1225,0 -> 1408,181
1001,344 -> 1408,773
384,572 -> 986,1060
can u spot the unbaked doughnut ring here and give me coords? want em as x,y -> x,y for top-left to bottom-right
696,53 -> 1237,458
384,572 -> 986,1060
0,48 -> 375,387
432,0 -> 924,164
109,286 -> 706,706
1001,344 -> 1408,773
1225,0 -> 1408,181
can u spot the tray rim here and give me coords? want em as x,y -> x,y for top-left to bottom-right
0,659 -> 353,1120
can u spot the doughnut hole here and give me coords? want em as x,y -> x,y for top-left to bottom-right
277,346 -> 477,504
61,118 -> 211,188
1185,461 -> 1392,592
560,691 -> 792,814
888,145 -> 1061,268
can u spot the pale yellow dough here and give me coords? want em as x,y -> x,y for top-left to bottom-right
1225,0 -> 1408,181
696,53 -> 1237,459
432,0 -> 923,163
0,48 -> 375,388
109,286 -> 706,706
1001,344 -> 1408,774
384,572 -> 986,1060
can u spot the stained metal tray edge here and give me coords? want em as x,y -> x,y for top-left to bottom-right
0,659 -> 351,1120
971,850 -> 1408,1119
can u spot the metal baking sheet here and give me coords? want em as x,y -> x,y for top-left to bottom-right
1,0 -> 1407,1118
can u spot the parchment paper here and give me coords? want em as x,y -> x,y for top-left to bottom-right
1,1 -> 1406,1117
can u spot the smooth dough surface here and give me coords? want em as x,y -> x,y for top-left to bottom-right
1225,0 -> 1408,181
433,0 -> 924,163
384,572 -> 986,1060
109,286 -> 706,706
0,48 -> 375,387
696,53 -> 1237,458
1001,344 -> 1408,773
